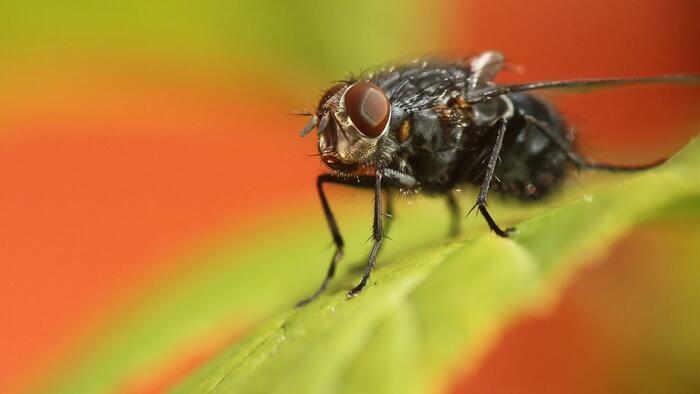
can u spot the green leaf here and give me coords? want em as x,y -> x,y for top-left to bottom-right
172,138 -> 700,394
35,138 -> 700,394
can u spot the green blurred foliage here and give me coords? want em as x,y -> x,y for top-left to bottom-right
0,1 -> 445,82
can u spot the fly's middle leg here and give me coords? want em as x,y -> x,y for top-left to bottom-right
445,191 -> 461,237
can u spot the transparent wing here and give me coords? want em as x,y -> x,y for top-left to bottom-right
466,75 -> 700,103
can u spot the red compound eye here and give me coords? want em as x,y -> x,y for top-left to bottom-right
343,82 -> 390,138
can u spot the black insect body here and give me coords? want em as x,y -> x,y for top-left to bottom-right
296,51 -> 699,305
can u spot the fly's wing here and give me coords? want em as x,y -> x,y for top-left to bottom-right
461,51 -> 515,126
466,50 -> 505,91
466,75 -> 700,104
495,75 -> 700,165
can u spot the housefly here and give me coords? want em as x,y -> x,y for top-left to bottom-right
296,50 -> 699,306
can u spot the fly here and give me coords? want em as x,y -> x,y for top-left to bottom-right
296,50 -> 700,306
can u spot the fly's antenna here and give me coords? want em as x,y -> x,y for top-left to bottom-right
466,74 -> 700,104
299,115 -> 319,137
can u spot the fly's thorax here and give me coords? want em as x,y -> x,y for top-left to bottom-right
316,81 -> 392,172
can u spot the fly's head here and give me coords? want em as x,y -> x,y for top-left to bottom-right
300,81 -> 392,173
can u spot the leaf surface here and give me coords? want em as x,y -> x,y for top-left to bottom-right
36,138 -> 700,393
174,138 -> 700,393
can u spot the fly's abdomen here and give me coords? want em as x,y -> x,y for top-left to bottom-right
490,93 -> 572,200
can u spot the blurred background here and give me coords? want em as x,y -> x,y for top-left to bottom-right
1,1 -> 699,393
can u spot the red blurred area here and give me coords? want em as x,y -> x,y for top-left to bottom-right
448,0 -> 700,393
456,0 -> 700,161
0,76 -> 318,391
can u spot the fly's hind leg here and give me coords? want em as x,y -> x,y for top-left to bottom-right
471,118 -> 516,238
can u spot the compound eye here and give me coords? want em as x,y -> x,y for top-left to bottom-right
344,82 -> 390,138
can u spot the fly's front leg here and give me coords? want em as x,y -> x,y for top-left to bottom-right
348,169 -> 419,297
383,189 -> 395,237
297,174 -> 374,306
473,118 -> 515,237
347,173 -> 384,297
